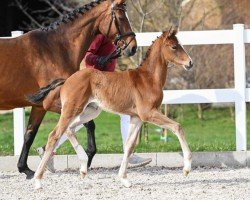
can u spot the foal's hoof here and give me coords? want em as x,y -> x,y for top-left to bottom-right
183,169 -> 190,177
80,171 -> 87,179
80,163 -> 87,179
183,159 -> 191,177
120,178 -> 132,188
34,179 -> 42,190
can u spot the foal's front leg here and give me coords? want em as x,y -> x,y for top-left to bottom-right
118,116 -> 143,187
146,109 -> 192,176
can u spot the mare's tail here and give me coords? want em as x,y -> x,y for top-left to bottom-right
27,79 -> 65,104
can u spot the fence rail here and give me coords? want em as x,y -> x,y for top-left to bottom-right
1,24 -> 249,155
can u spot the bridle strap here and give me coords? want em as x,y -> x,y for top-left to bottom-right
106,2 -> 115,38
105,2 -> 136,60
114,32 -> 136,46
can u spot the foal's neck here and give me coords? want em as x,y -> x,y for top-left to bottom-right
46,1 -> 107,71
139,39 -> 168,89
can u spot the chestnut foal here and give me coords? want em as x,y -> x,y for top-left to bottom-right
29,27 -> 193,189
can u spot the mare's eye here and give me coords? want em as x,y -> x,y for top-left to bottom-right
172,45 -> 177,50
119,17 -> 125,21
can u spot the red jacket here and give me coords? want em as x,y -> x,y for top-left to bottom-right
85,34 -> 116,72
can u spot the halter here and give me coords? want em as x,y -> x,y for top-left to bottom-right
106,2 -> 136,59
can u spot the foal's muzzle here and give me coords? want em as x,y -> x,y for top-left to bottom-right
184,61 -> 194,71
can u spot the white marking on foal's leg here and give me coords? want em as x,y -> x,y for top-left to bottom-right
66,128 -> 89,179
173,126 -> 192,177
183,157 -> 192,177
66,104 -> 101,179
33,145 -> 56,190
118,117 -> 142,188
120,178 -> 132,188
34,178 -> 42,190
118,153 -> 132,188
75,145 -> 88,179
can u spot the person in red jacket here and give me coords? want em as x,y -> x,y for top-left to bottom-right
85,34 -> 117,71
37,34 -> 152,172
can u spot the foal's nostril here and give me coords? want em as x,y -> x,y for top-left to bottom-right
189,61 -> 193,68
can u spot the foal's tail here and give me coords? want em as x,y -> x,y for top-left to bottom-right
27,79 -> 65,104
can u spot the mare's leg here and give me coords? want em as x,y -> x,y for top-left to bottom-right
84,120 -> 97,168
17,106 -> 46,179
66,129 -> 88,178
118,116 -> 143,187
145,109 -> 192,176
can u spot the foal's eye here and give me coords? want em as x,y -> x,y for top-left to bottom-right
171,45 -> 177,50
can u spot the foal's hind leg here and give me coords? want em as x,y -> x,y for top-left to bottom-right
145,109 -> 192,176
34,104 -> 82,189
118,116 -> 143,187
69,104 -> 101,170
66,129 -> 88,178
34,126 -> 60,189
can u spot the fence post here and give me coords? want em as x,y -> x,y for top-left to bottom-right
11,31 -> 26,156
233,24 -> 247,151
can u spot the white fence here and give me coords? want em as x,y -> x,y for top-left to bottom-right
1,24 -> 249,155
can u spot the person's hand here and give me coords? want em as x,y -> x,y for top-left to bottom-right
97,56 -> 111,69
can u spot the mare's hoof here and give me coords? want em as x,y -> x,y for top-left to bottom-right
120,178 -> 132,188
26,170 -> 35,180
19,166 -> 35,179
86,151 -> 95,169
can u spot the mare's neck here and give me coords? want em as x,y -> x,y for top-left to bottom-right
139,39 -> 168,89
47,1 -> 108,71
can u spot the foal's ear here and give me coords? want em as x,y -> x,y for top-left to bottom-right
167,26 -> 179,38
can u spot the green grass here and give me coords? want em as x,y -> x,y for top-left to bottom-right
0,105 -> 250,156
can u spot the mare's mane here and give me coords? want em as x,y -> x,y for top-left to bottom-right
41,0 -> 105,32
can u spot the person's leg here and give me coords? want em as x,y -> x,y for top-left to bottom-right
120,114 -> 152,167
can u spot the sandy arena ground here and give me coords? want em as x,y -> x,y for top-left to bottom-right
0,167 -> 249,200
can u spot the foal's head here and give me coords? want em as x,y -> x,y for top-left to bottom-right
98,0 -> 137,57
160,26 -> 193,70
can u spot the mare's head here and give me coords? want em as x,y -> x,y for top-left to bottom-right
98,0 -> 137,57
160,26 -> 193,70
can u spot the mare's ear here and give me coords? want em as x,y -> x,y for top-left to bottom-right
167,26 -> 179,38
113,0 -> 127,4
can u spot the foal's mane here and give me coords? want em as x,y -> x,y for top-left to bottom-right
41,0 -> 105,32
139,33 -> 165,67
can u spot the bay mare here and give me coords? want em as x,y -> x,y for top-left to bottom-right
28,27 -> 193,189
0,0 -> 137,179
